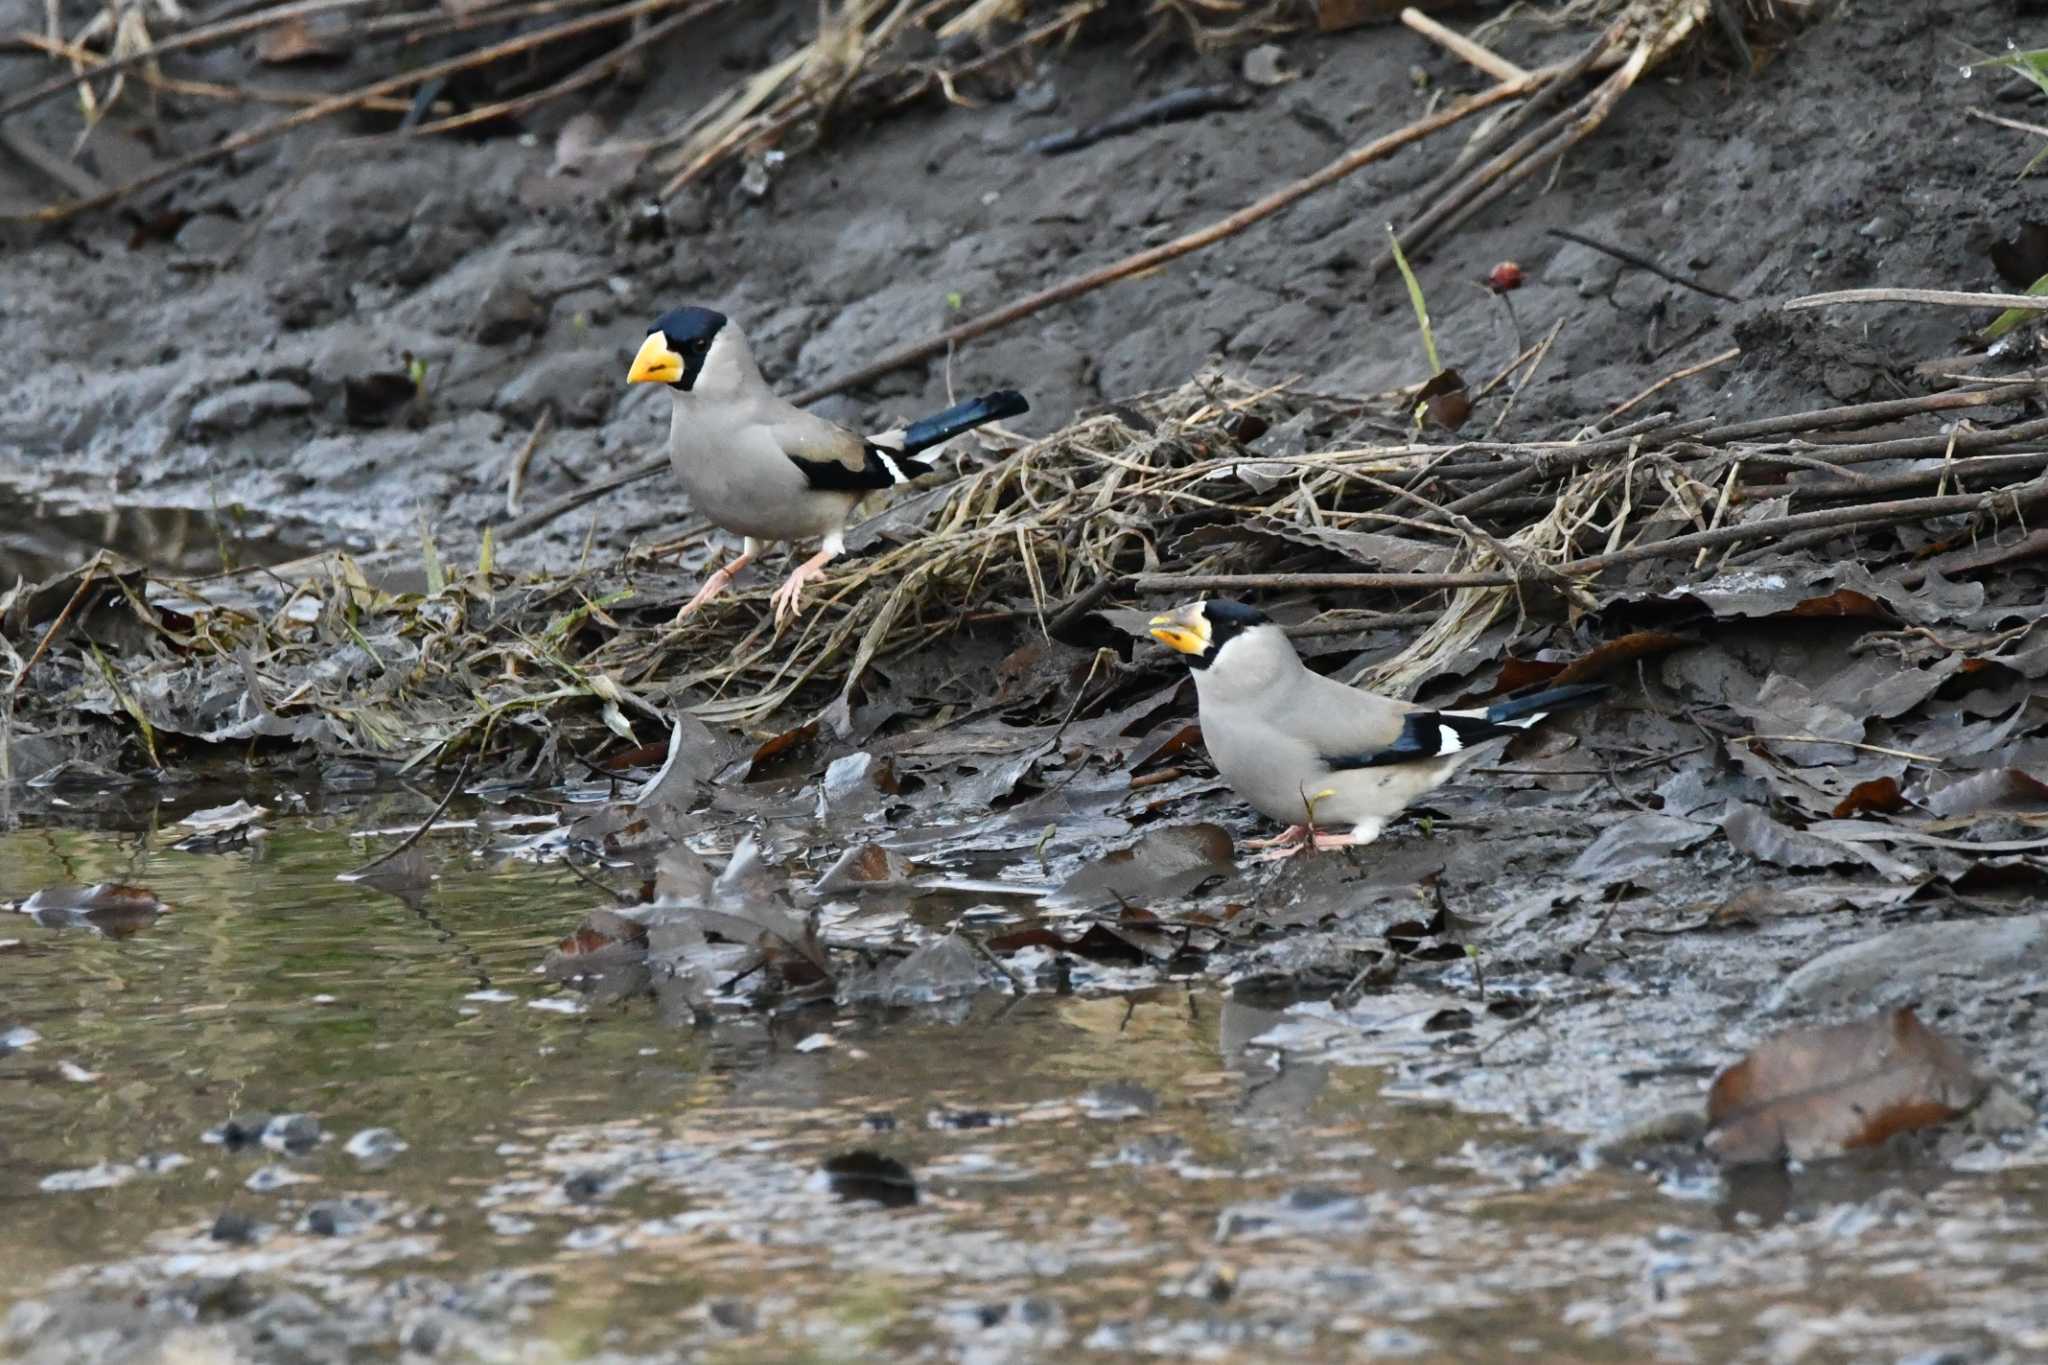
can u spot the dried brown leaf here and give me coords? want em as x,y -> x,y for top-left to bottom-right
1418,369 -> 1471,432
745,719 -> 820,779
1921,767 -> 2048,819
1832,776 -> 1905,818
1704,1009 -> 1984,1164
257,16 -> 349,65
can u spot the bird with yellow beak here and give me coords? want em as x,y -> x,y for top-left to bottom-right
1150,599 -> 1608,860
627,305 -> 1027,626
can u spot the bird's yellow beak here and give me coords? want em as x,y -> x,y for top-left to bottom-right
627,332 -> 683,384
1147,605 -> 1211,656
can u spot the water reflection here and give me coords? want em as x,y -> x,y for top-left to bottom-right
2,796 -> 2046,1362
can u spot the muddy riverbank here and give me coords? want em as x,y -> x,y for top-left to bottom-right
5,1 -> 2048,1360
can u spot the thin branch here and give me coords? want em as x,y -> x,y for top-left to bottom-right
1547,228 -> 1743,303
336,759 -> 474,880
1783,287 -> 2048,313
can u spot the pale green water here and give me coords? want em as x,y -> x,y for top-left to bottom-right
4,789 -> 2047,1362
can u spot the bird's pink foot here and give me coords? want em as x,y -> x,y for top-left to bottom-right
767,549 -> 837,627
674,549 -> 756,623
1243,825 -> 1310,850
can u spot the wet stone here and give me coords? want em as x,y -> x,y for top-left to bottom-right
815,1150 -> 917,1207
209,1211 -> 258,1245
561,1171 -> 608,1202
303,1198 -> 378,1236
1080,1081 -> 1159,1120
173,213 -> 242,258
206,1113 -> 273,1150
1215,1187 -> 1371,1242
261,1113 -> 322,1154
344,1127 -> 407,1163
494,349 -> 616,426
472,281 -> 546,345
702,1298 -> 757,1333
185,381 -> 314,437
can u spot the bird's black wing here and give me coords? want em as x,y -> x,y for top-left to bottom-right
1321,711 -> 1519,770
1321,682 -> 1611,770
784,443 -> 936,493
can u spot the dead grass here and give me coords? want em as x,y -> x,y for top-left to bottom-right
9,364 -> 2044,774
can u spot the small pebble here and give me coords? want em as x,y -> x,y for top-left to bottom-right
209,1211 -> 258,1245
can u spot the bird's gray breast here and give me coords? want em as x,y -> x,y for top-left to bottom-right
667,404 -> 850,543
1197,682 -> 1329,825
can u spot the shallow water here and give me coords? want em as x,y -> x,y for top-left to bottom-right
4,790 -> 2048,1363
0,482 -> 335,585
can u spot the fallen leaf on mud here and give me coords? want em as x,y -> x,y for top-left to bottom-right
337,845 -> 433,909
1655,565 -> 1985,628
1769,913 -> 2048,1014
1568,814 -> 1716,881
811,843 -> 921,894
257,15 -> 349,63
1831,776 -> 1905,818
342,372 -> 418,426
1045,823 -> 1233,909
814,1151 -> 917,1207
1989,222 -> 2048,287
1384,897 -> 1476,962
1919,767 -> 2048,818
1708,880 -> 1921,927
1493,630 -> 1691,694
543,908 -> 651,997
176,800 -> 270,834
838,932 -> 986,1005
553,909 -> 649,957
18,884 -> 168,937
1316,0 -> 1403,32
1722,803 -> 1921,881
1124,720 -> 1202,775
172,799 -> 271,851
1784,588 -> 1891,620
1417,369 -> 1471,432
745,720 -> 820,779
647,837 -> 830,1001
631,713 -> 737,814
1703,1008 -> 1986,1164
985,921 -> 1150,965
816,751 -> 898,822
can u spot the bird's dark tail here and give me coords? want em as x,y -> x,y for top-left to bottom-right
897,390 -> 1029,457
1478,681 -> 1612,728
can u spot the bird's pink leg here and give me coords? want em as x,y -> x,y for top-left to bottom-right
1307,818 -> 1385,853
674,539 -> 759,622
1249,819 -> 1385,863
767,541 -> 840,627
1243,824 -> 1310,850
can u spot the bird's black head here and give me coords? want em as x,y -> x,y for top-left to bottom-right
1147,598 -> 1268,670
627,306 -> 728,391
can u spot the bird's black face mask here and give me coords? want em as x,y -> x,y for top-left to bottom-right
627,306 -> 727,391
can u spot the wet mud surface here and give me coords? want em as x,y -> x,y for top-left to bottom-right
0,2 -> 2030,574
4,789 -> 2048,1363
7,0 -> 2048,1359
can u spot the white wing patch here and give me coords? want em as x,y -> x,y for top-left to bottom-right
1436,724 -> 1467,754
872,449 -> 909,484
1446,706 -> 1544,731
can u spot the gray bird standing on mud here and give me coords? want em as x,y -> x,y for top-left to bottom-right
1149,599 -> 1608,861
627,306 -> 1028,625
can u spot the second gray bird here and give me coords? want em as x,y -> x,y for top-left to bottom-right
627,305 -> 1028,626
1149,599 -> 1608,860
